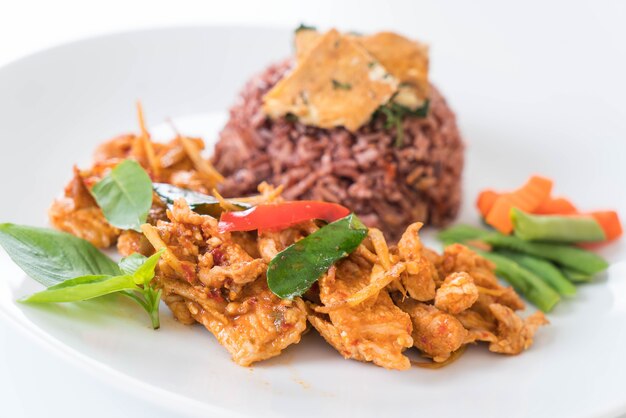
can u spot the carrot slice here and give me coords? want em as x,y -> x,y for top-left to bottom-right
535,197 -> 578,215
485,176 -> 553,234
477,190 -> 500,218
485,198 -> 516,234
588,211 -> 622,241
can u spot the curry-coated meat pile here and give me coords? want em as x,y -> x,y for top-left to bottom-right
48,115 -> 546,370
135,199 -> 546,369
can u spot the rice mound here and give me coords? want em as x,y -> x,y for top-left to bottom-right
213,60 -> 464,241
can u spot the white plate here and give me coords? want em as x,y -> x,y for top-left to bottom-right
1,26 -> 626,418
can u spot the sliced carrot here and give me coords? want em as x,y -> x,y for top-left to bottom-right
509,175 -> 553,209
477,190 -> 500,218
535,197 -> 578,215
485,176 -> 553,234
485,198 -> 515,234
588,211 -> 622,241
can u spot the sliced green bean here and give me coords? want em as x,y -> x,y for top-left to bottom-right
497,250 -> 577,296
437,224 -> 491,246
473,249 -> 560,312
482,233 -> 608,275
562,267 -> 594,283
511,208 -> 605,243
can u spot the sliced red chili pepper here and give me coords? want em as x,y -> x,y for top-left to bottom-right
218,201 -> 350,233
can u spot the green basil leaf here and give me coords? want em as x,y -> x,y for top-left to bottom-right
119,249 -> 165,328
22,274 -> 137,303
267,214 -> 368,299
153,183 -> 251,218
131,250 -> 163,285
133,250 -> 162,284
119,250 -> 163,285
91,159 -> 153,231
0,223 -> 120,287
119,253 -> 147,275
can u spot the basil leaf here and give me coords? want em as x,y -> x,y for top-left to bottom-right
153,183 -> 250,217
119,253 -> 146,276
267,214 -> 368,299
22,274 -> 137,303
91,159 -> 153,231
0,223 -> 120,287
133,250 -> 163,285
120,250 -> 163,285
119,249 -> 164,328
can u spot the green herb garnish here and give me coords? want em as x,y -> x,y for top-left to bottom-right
91,159 -> 153,231
267,214 -> 368,299
332,79 -> 352,91
0,223 -> 165,328
380,105 -> 405,148
0,223 -> 120,286
295,23 -> 317,33
153,183 -> 251,218
378,100 -> 431,147
285,113 -> 299,123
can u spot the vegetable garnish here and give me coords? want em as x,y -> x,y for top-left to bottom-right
0,223 -> 165,329
0,223 -> 120,287
24,250 -> 165,329
379,100 -> 430,148
153,183 -> 251,218
90,159 -> 153,231
483,233 -> 608,276
562,267 -> 593,283
535,197 -> 578,215
589,211 -> 623,241
473,249 -> 560,312
484,176 -> 553,234
438,224 -> 490,247
267,213 -> 368,299
218,201 -> 350,233
511,208 -> 606,243
476,175 -> 622,241
497,250 -> 577,297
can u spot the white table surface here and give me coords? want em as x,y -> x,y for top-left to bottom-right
1,1 -> 625,417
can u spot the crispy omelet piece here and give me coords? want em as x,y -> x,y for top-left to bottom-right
263,29 -> 398,132
356,32 -> 429,109
294,27 -> 322,62
295,29 -> 430,110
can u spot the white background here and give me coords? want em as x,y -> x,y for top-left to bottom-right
1,1 -> 625,417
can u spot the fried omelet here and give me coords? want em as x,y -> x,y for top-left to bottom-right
263,29 -> 398,131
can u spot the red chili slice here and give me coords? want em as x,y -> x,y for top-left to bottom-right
218,201 -> 350,233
